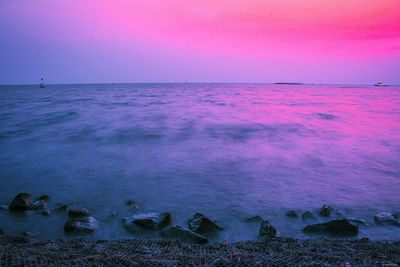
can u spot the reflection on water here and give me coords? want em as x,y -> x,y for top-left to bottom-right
0,83 -> 399,241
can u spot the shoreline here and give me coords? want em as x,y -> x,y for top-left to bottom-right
1,236 -> 399,266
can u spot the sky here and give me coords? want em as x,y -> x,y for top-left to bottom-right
0,0 -> 400,84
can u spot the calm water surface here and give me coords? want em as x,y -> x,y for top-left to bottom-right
0,83 -> 399,241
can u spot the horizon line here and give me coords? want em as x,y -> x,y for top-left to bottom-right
0,81 -> 398,87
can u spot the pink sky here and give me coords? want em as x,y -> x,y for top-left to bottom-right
1,0 -> 399,84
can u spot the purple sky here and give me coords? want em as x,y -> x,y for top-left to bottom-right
1,0 -> 400,85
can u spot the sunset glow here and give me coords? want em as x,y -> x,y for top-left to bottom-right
1,0 -> 399,84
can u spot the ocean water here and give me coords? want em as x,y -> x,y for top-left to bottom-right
0,83 -> 399,241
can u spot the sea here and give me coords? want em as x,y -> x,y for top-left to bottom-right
0,83 -> 399,241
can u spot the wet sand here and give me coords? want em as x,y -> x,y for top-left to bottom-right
1,236 -> 399,266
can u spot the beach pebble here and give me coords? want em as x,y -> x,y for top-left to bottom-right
302,211 -> 317,221
68,208 -> 90,218
162,225 -> 208,244
188,213 -> 223,234
319,204 -> 333,217
303,219 -> 359,237
64,216 -> 98,233
286,210 -> 299,218
259,220 -> 279,238
374,212 -> 399,226
123,212 -> 171,230
9,193 -> 32,211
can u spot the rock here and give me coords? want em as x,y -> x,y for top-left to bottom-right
303,219 -> 359,237
125,200 -> 140,210
64,216 -> 98,233
38,195 -> 50,201
374,212 -> 399,226
259,220 -> 278,238
31,200 -> 47,210
286,210 -> 299,218
0,228 -> 3,235
161,225 -> 208,244
41,209 -> 51,216
123,212 -> 171,230
360,237 -> 370,242
245,215 -> 263,222
319,204 -> 333,217
347,218 -> 366,225
302,211 -> 317,221
9,193 -> 32,211
188,213 -> 223,234
54,204 -> 68,212
68,208 -> 90,218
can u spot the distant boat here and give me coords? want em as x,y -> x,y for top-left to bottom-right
40,78 -> 45,88
374,82 -> 388,87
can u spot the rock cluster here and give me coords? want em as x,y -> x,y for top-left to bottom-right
3,193 -> 400,242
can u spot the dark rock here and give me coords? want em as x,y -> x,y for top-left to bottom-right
9,193 -> 32,211
161,225 -> 208,244
374,212 -> 399,226
123,212 -> 171,230
31,200 -> 47,210
38,195 -> 50,201
41,209 -> 51,216
319,204 -> 333,217
68,208 -> 90,218
125,200 -> 140,210
360,237 -> 370,242
259,220 -> 278,238
188,213 -> 223,234
302,211 -> 317,221
303,219 -> 359,237
245,215 -> 263,222
54,204 -> 68,212
347,218 -> 366,225
0,228 -> 3,235
286,210 -> 299,218
64,216 -> 98,233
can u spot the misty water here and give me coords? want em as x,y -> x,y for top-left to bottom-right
0,83 -> 399,241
